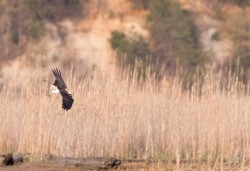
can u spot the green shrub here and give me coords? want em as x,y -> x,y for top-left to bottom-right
110,31 -> 129,55
30,20 -> 45,39
19,0 -> 83,20
110,31 -> 150,66
110,31 -> 152,79
221,0 -> 250,6
130,0 -> 150,10
0,0 -> 4,16
10,30 -> 19,44
16,0 -> 86,39
148,0 -> 206,73
225,12 -> 250,71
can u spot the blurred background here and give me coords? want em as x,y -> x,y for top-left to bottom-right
0,0 -> 250,82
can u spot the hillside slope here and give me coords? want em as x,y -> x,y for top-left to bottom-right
0,0 -> 249,79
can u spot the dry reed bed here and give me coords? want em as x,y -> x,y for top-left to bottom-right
0,67 -> 250,164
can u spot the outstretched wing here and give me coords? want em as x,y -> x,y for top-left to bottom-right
59,89 -> 74,111
52,68 -> 67,89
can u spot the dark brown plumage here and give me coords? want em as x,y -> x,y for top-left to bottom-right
52,68 -> 74,111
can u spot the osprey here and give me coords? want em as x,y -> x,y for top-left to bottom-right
50,68 -> 74,111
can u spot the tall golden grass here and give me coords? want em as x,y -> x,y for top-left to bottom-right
0,66 -> 250,166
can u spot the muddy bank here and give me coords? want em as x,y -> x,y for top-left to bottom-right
0,153 -> 164,170
0,161 -> 156,171
0,153 -> 122,170
1,153 -> 249,170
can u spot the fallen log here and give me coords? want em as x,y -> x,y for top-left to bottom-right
43,153 -> 122,169
0,152 -> 122,169
12,153 -> 26,163
0,153 -> 14,166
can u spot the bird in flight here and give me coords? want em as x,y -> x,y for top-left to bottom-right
50,68 -> 74,111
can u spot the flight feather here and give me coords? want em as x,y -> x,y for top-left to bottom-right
51,68 -> 74,111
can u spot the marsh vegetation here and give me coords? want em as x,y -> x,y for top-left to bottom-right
1,66 -> 250,170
